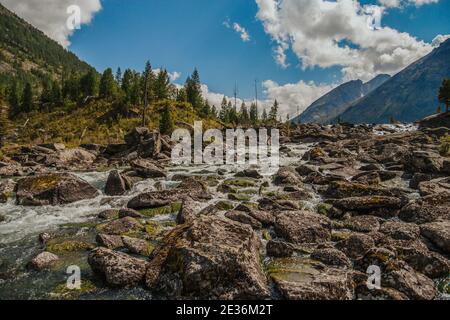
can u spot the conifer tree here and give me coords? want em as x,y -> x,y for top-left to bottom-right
250,102 -> 258,126
269,99 -> 279,123
115,67 -> 122,86
159,103 -> 174,135
80,69 -> 99,98
100,68 -> 116,99
154,69 -> 171,101
8,81 -> 20,115
262,108 -> 268,124
240,102 -> 249,125
21,82 -> 34,113
185,68 -> 203,112
0,106 -> 8,148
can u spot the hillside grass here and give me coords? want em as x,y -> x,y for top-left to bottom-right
7,99 -> 222,149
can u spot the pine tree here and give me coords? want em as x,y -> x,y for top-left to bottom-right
121,69 -> 134,103
8,81 -> 20,114
250,102 -> 258,126
202,99 -> 211,117
51,80 -> 62,106
21,82 -> 34,113
219,96 -> 229,123
176,88 -> 187,103
115,67 -> 122,86
240,102 -> 249,125
262,108 -> 268,124
154,69 -> 171,101
269,99 -> 279,123
80,69 -> 99,98
185,69 -> 203,112
159,103 -> 174,135
99,68 -> 116,99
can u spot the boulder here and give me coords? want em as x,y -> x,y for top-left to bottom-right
379,221 -> 420,241
145,215 -> 269,299
418,178 -> 450,197
224,210 -> 262,230
310,248 -> 352,268
420,221 -> 450,253
98,209 -> 119,220
88,247 -> 148,287
343,215 -> 381,233
331,196 -> 403,212
274,211 -> 331,244
266,240 -> 297,258
399,201 -> 450,224
273,167 -> 303,186
28,252 -> 59,270
130,159 -> 166,178
96,234 -> 124,249
98,217 -> 143,236
121,236 -> 153,256
104,170 -> 129,196
15,173 -> 98,206
118,208 -> 143,218
268,257 -> 354,300
336,233 -> 375,259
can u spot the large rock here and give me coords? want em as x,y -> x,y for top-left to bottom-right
98,217 -> 143,236
336,233 -> 375,259
104,170 -> 130,196
379,221 -> 420,241
324,181 -> 408,200
420,221 -> 450,253
331,196 -> 403,212
273,167 -> 303,186
274,211 -> 331,244
88,247 -> 148,287
268,258 -> 355,300
145,215 -> 269,299
399,201 -> 450,224
130,159 -> 166,178
224,211 -> 262,230
15,173 -> 98,206
310,248 -> 352,268
28,252 -> 59,270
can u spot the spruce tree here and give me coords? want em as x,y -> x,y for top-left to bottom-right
154,69 -> 171,101
121,69 -> 134,103
240,102 -> 249,125
250,102 -> 258,126
80,69 -> 99,98
21,82 -> 34,113
99,68 -> 116,99
115,67 -> 122,86
269,99 -> 279,123
262,108 -> 268,124
160,103 -> 174,135
185,69 -> 203,112
8,81 -> 20,115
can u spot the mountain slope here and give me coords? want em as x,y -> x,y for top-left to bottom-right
337,39 -> 450,124
0,3 -> 93,88
292,74 -> 390,124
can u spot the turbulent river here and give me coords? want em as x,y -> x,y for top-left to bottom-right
0,124 -> 432,300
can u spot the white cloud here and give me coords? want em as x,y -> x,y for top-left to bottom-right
255,0 -> 434,81
379,0 -> 439,8
431,34 -> 450,47
153,69 -> 182,82
0,0 -> 102,47
262,80 -> 335,119
224,19 -> 251,42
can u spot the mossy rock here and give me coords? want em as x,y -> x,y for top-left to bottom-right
262,229 -> 272,241
21,174 -> 62,192
317,203 -> 333,216
139,202 -> 182,217
267,257 -> 324,282
222,178 -> 257,188
46,240 -> 95,253
215,200 -> 235,211
161,220 -> 177,228
49,280 -> 98,300
145,221 -> 162,238
331,230 -> 352,242
228,193 -> 251,201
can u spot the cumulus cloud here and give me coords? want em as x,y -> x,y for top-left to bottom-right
255,0 -> 434,81
262,80 -> 335,119
154,69 -> 181,82
224,19 -> 251,42
431,34 -> 450,47
0,0 -> 102,47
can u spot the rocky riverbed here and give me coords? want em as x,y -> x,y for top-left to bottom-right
0,123 -> 449,300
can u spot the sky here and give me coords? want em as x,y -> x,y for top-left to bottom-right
1,0 -> 450,118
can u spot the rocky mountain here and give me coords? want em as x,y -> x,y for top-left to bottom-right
292,74 -> 390,124
0,3 -> 93,89
337,39 -> 450,124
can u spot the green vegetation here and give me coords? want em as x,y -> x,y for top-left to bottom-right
440,134 -> 450,156
438,78 -> 450,112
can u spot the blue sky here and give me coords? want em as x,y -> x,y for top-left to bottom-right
2,0 -> 449,117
